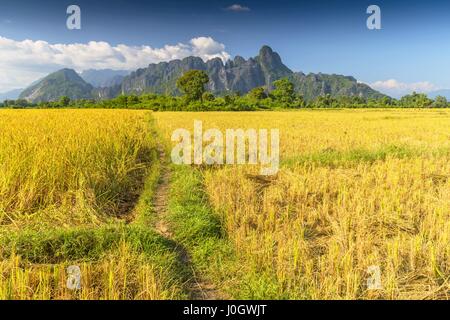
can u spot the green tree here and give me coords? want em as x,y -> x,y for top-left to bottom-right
116,95 -> 128,108
59,96 -> 70,107
433,95 -> 448,108
176,70 -> 209,102
223,94 -> 234,105
202,92 -> 215,102
127,95 -> 140,106
380,96 -> 394,107
292,94 -> 305,108
310,94 -> 337,108
248,87 -> 267,100
271,78 -> 295,104
399,92 -> 433,108
15,99 -> 31,108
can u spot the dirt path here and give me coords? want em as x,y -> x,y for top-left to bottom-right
153,147 -> 222,300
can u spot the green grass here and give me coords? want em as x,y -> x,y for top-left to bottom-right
282,144 -> 417,168
283,144 -> 450,169
165,164 -> 294,299
165,165 -> 235,297
0,225 -> 177,264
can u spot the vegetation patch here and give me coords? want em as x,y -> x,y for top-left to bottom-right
282,144 -> 417,168
0,110 -> 187,300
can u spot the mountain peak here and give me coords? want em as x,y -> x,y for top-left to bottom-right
259,45 -> 274,56
258,46 -> 284,64
56,68 -> 80,80
256,46 -> 292,87
233,55 -> 247,66
19,68 -> 93,103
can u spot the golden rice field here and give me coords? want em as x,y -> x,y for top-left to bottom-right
0,108 -> 449,300
0,109 -> 155,229
0,109 -> 183,300
154,109 -> 450,300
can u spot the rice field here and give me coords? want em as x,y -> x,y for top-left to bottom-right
0,108 -> 449,300
0,109 -> 155,229
0,109 -> 184,300
154,109 -> 450,300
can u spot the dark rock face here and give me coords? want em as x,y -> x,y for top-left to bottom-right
256,46 -> 293,90
119,46 -> 293,96
92,84 -> 122,100
118,45 -> 384,100
121,56 -> 208,95
289,72 -> 386,101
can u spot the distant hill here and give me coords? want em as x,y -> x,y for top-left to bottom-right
428,89 -> 450,100
289,73 -> 385,101
19,69 -> 93,103
0,88 -> 23,101
80,69 -> 130,88
20,46 -> 385,103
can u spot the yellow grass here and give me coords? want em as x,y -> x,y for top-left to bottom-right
0,242 -> 180,300
154,109 -> 450,299
0,109 -> 183,300
0,109 -> 154,229
1,109 -> 448,300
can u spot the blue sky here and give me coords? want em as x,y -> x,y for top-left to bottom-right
1,0 -> 450,96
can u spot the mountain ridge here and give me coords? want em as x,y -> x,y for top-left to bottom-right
115,45 -> 385,100
19,46 -> 386,103
428,89 -> 450,100
80,69 -> 130,88
0,88 -> 23,101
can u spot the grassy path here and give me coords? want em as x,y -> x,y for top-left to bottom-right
152,146 -> 222,300
0,113 -> 256,300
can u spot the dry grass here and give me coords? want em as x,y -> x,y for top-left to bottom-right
0,109 -> 185,300
0,109 -> 154,229
1,109 -> 448,300
0,242 -> 181,300
155,109 -> 450,299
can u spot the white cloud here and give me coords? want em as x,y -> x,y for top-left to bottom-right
225,4 -> 251,12
0,36 -> 231,92
370,79 -> 440,98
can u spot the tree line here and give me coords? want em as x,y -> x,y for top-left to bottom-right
1,70 -> 449,110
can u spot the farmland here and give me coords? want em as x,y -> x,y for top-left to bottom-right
0,109 -> 449,299
154,109 -> 450,300
0,110 -> 183,299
